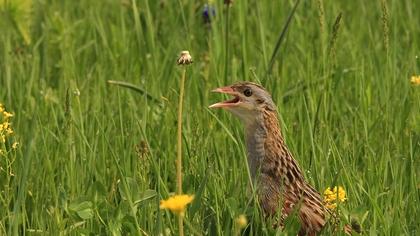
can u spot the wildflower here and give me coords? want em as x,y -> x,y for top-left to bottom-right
411,75 -> 420,86
235,214 -> 248,229
0,104 -> 15,144
203,4 -> 216,24
12,142 -> 19,149
323,186 -> 347,210
6,128 -> 13,135
160,194 -> 194,216
3,111 -> 13,119
177,51 -> 193,65
0,122 -> 11,131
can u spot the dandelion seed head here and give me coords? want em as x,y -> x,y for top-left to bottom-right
177,51 -> 193,65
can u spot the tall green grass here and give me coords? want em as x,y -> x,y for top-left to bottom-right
0,0 -> 419,235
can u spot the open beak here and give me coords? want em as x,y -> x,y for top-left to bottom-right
209,86 -> 241,108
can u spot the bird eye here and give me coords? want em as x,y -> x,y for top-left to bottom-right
244,88 -> 252,97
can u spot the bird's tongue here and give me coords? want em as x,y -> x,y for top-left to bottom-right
209,86 -> 240,108
209,96 -> 240,108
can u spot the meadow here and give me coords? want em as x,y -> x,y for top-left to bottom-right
1,0 -> 419,235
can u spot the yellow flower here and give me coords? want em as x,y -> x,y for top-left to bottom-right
326,203 -> 337,210
411,75 -> 420,86
235,214 -> 248,229
12,142 -> 19,149
0,103 -> 4,113
6,128 -> 13,135
323,186 -> 347,210
1,122 -> 10,130
0,122 -> 13,135
3,111 -> 13,119
160,194 -> 194,216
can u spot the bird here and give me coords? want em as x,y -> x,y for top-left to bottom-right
209,82 -> 355,236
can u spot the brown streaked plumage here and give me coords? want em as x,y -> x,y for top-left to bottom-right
210,82 -> 353,235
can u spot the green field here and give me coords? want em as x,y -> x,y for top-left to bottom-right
1,0 -> 419,235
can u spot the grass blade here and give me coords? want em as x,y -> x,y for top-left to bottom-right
107,80 -> 161,104
265,0 -> 301,79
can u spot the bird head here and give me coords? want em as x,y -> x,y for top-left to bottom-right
209,82 -> 276,125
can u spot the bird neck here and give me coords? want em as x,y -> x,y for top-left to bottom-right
244,108 -> 283,179
261,109 -> 306,184
244,116 -> 266,179
244,108 -> 305,183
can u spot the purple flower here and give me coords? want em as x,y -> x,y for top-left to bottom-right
203,4 -> 216,24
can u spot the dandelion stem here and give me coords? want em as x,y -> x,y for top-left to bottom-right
176,67 -> 187,236
178,215 -> 184,236
177,68 -> 186,194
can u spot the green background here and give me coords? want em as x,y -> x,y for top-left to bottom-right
1,0 -> 419,235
